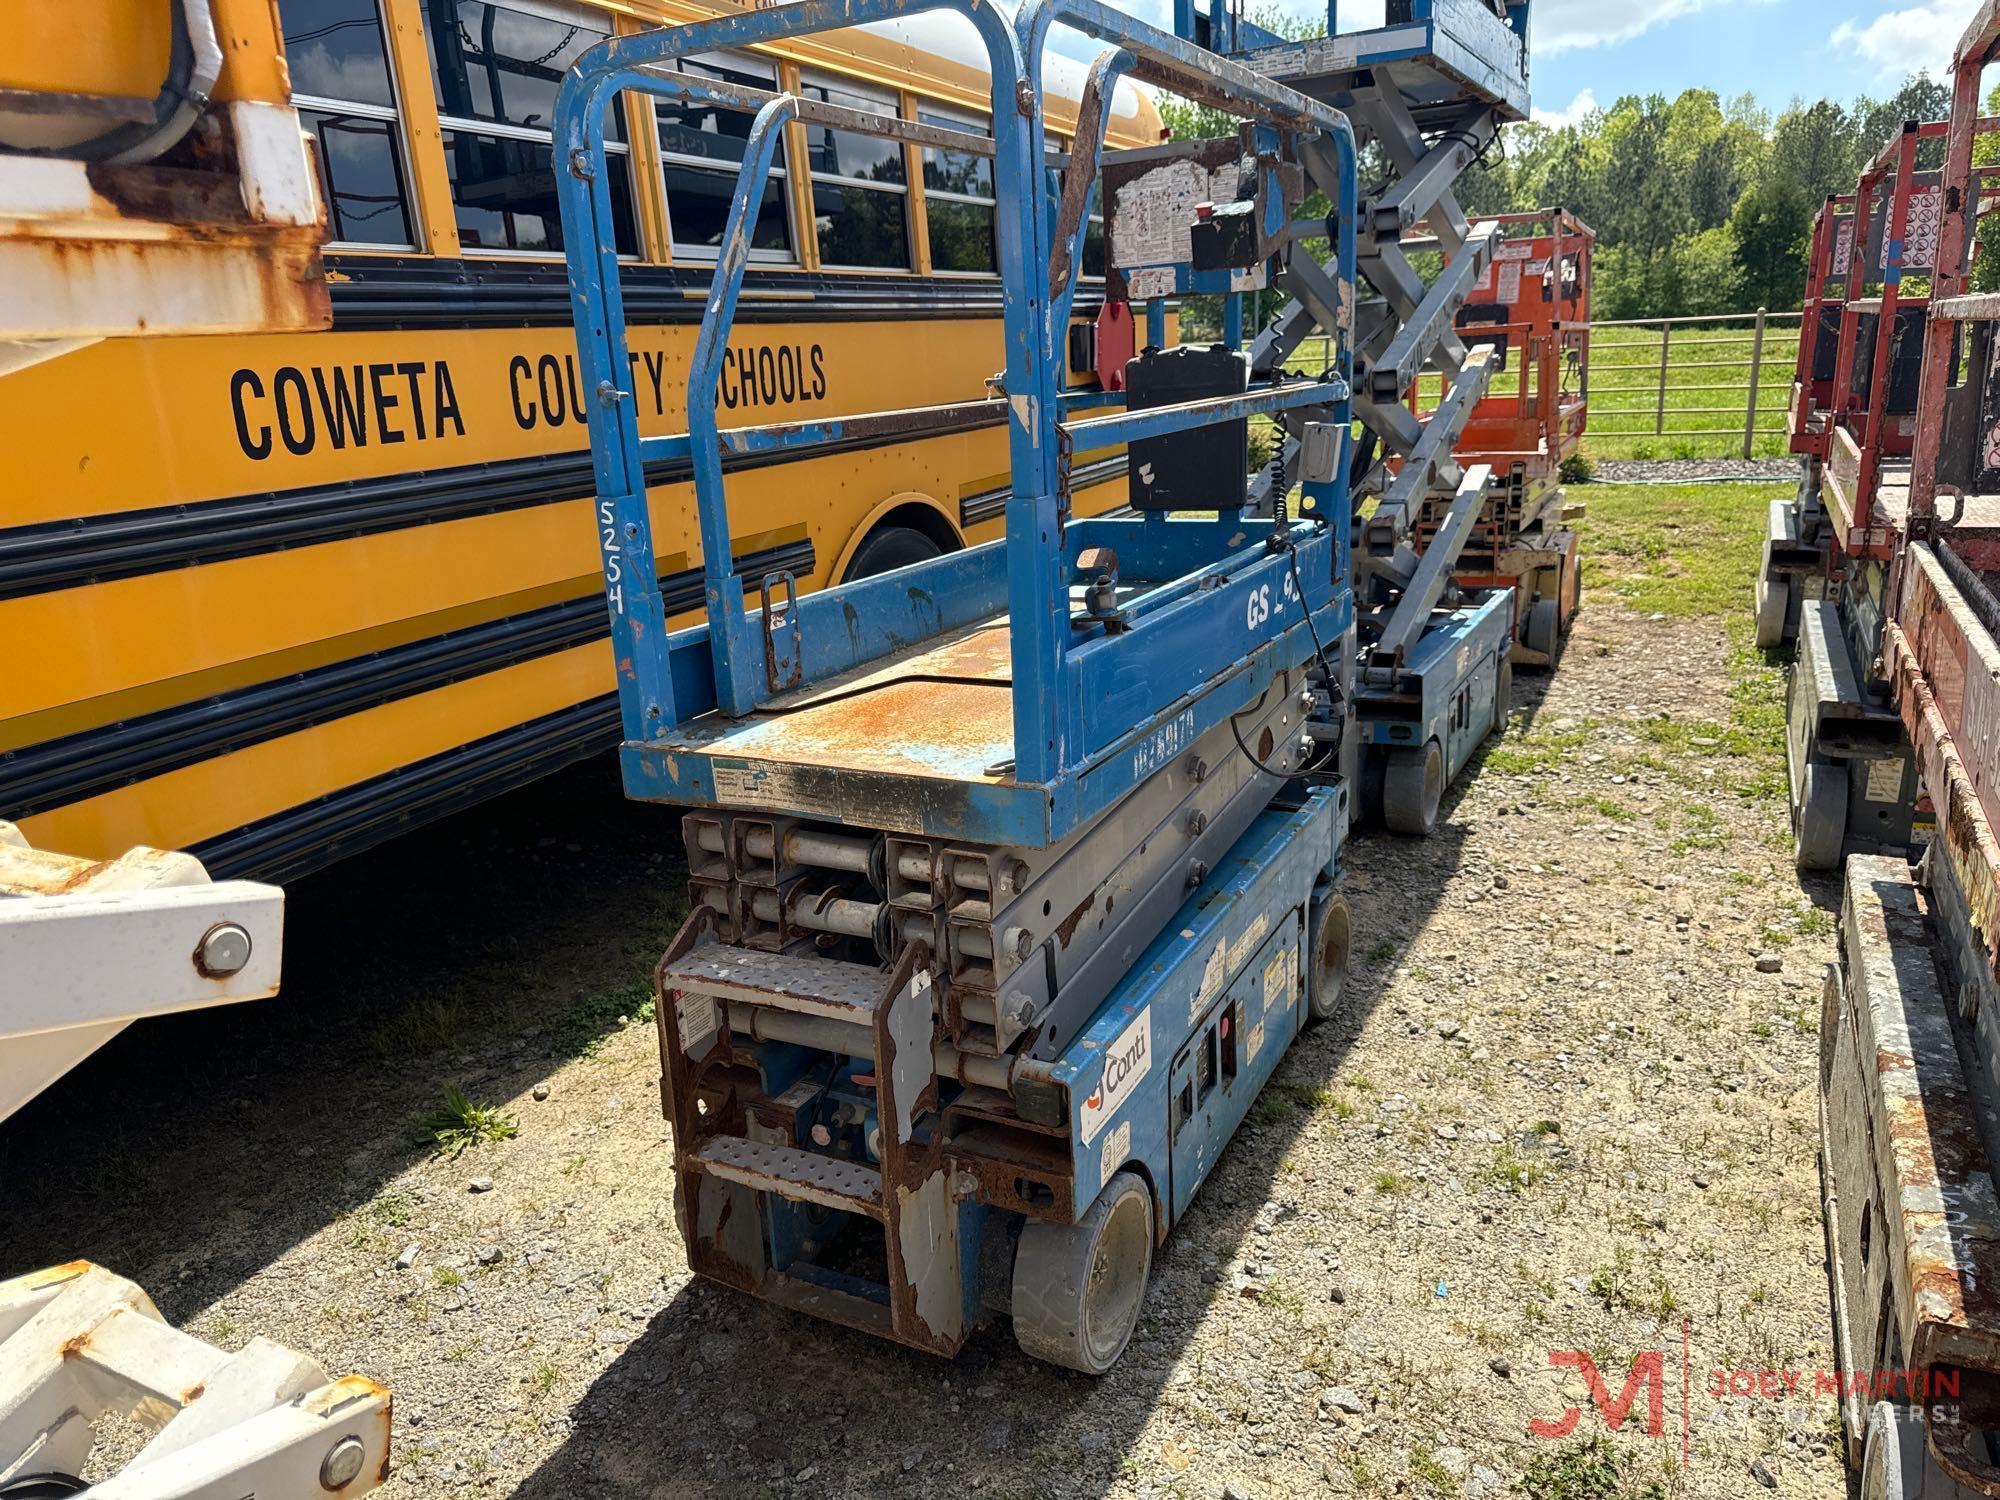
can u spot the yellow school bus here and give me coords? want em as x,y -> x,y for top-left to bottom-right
0,0 -> 1159,881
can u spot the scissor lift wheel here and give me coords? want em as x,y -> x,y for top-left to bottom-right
1755,570 -> 1792,651
1012,1170 -> 1154,1374
1524,597 -> 1562,659
1492,654 -> 1514,738
1858,1400 -> 1981,1498
1307,886 -> 1352,1024
1382,740 -> 1445,837
1795,759 -> 1850,872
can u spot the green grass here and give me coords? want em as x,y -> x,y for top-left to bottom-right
1516,1437 -> 1668,1500
1286,320 -> 1801,461
1581,478 -> 1775,621
422,1085 -> 519,1157
1581,321 -> 1799,461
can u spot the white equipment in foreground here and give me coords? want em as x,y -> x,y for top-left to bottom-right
0,822 -> 284,1123
0,1263 -> 390,1497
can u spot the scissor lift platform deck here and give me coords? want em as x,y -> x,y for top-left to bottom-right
1243,0 -> 1530,124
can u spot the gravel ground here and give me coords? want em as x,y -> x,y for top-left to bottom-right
2,575 -> 1846,1497
1590,458 -> 1799,486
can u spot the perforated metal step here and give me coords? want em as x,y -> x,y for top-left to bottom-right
659,944 -> 886,1021
692,1136 -> 885,1219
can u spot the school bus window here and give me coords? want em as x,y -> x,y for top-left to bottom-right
655,52 -> 797,262
425,0 -> 639,255
798,71 -> 909,270
919,105 -> 996,275
278,0 -> 416,247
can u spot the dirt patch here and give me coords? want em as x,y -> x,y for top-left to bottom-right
0,513 -> 1844,1498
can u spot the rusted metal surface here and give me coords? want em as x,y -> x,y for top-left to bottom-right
0,1261 -> 390,1494
1885,612 -> 2000,1001
1,97 -> 331,342
1897,546 -> 2000,852
1823,857 -> 2000,1497
0,828 -> 204,897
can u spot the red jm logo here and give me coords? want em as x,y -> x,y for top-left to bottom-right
1530,1350 -> 1668,1440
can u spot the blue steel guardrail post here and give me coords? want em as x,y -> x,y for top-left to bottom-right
552,0 -> 1027,738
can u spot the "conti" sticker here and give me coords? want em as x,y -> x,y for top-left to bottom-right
1079,1009 -> 1151,1145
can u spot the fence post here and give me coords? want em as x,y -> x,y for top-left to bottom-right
1654,323 -> 1672,435
1742,307 -> 1768,460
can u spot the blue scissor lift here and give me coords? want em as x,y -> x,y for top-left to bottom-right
554,0 -> 1530,1370
1237,0 -> 1534,833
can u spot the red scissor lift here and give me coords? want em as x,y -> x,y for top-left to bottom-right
1761,192 -> 1856,648
1811,18 -> 2000,1495
1765,121 -> 1969,873
1411,208 -> 1593,666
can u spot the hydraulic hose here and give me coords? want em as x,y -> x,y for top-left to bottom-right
7,0 -> 222,165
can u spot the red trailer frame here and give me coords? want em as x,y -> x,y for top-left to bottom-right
1813,12 -> 2000,1494
1787,193 -> 1856,461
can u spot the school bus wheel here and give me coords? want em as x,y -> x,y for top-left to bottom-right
844,512 -> 959,582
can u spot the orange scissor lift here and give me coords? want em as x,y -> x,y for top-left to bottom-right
1406,208 -> 1593,666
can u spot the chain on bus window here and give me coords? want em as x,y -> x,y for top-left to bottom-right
425,0 -> 639,256
654,52 -> 797,263
278,0 -> 417,248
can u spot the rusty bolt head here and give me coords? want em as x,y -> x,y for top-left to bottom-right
1186,754 -> 1209,783
194,922 -> 253,979
1005,857 -> 1032,895
1186,860 -> 1209,890
1005,926 -> 1034,961
320,1435 -> 367,1491
1187,810 -> 1208,838
1007,994 -> 1037,1026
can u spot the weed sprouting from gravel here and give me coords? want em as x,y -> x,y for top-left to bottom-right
423,1085 -> 519,1157
1482,1142 -> 1546,1195
1515,1435 -> 1666,1499
1587,1247 -> 1634,1309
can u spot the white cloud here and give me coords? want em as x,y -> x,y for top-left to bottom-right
1532,87 -> 1598,128
1533,0 -> 1742,54
1831,0 -> 1980,78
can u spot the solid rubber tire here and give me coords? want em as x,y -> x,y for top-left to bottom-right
1381,740 -> 1444,837
1012,1170 -> 1154,1374
1794,758 -> 1849,872
1754,570 -> 1790,650
1306,889 -> 1352,1023
1858,1399 -> 1980,1498
1524,597 -> 1561,658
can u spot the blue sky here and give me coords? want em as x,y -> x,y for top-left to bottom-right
1512,0 -> 1978,126
1089,0 -> 1983,123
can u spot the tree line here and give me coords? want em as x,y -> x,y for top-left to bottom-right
1152,13 -> 1958,322
1456,78 -> 1952,318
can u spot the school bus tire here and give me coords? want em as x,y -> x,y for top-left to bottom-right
842,523 -> 946,582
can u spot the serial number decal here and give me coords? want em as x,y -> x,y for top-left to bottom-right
711,760 -> 806,810
1132,708 -> 1198,780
